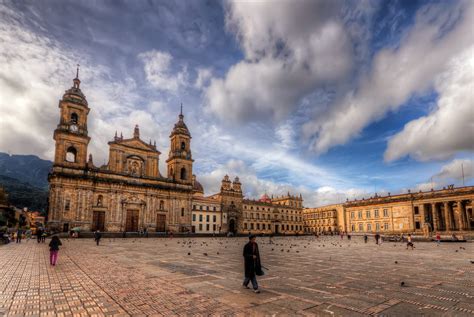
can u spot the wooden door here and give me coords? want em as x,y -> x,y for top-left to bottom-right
156,214 -> 166,232
125,209 -> 139,232
92,211 -> 105,231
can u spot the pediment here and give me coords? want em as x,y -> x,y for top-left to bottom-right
112,138 -> 160,153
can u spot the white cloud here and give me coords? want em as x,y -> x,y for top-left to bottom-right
303,1 -> 474,155
194,67 -> 212,89
0,7 -> 173,169
384,46 -> 474,161
138,50 -> 188,93
197,159 -> 368,207
436,159 -> 473,182
204,0 -> 353,122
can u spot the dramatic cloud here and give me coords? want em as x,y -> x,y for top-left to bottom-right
303,0 -> 474,155
0,7 -> 166,165
138,50 -> 188,93
385,46 -> 474,161
205,0 -> 353,122
194,67 -> 213,89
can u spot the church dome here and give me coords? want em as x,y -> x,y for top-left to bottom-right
193,180 -> 204,194
259,193 -> 271,203
170,105 -> 190,137
62,68 -> 88,106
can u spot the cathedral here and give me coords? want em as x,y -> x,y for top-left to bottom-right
47,70 -> 306,234
48,70 -> 197,233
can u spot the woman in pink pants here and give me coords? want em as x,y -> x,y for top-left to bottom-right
48,235 -> 62,266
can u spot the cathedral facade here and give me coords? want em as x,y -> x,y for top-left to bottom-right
48,72 -> 196,233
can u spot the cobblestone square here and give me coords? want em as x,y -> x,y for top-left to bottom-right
1,236 -> 473,316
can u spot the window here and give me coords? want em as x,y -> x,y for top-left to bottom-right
376,223 -> 380,231
415,221 -> 420,229
367,223 -> 372,231
262,224 -> 266,230
256,214 -> 260,219
213,207 -> 216,211
213,224 -> 216,231
193,205 -> 196,210
244,223 -> 248,229
257,223 -> 260,230
351,212 -> 355,219
213,215 -> 216,222
383,209 -> 389,217
206,224 -> 210,231
206,206 -> 209,211
192,214 -> 196,221
414,206 -> 419,215
206,215 -> 210,222
199,224 -> 202,230
358,211 -> 362,219
66,146 -> 77,163
64,199 -> 70,211
70,112 -> 78,123
374,210 -> 379,218
352,224 -> 356,231
366,210 -> 371,218
181,141 -> 186,150
384,223 -> 389,230
250,223 -> 254,230
199,215 -> 203,222
180,167 -> 187,180
181,208 -> 184,217
160,200 -> 165,210
97,195 -> 103,207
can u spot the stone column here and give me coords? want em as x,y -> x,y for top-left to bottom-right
419,204 -> 425,226
431,203 -> 438,231
443,202 -> 451,231
454,201 -> 464,230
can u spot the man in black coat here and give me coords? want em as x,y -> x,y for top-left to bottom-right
94,230 -> 102,246
243,234 -> 263,293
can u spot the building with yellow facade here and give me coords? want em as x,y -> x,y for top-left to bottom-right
304,186 -> 473,235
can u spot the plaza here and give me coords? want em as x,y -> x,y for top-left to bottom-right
1,236 -> 473,316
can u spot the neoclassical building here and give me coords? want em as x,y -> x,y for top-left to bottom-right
304,186 -> 473,235
48,71 -> 196,233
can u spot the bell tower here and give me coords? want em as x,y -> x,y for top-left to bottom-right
166,105 -> 193,183
53,66 -> 90,168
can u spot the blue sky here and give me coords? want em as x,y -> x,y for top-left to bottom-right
0,0 -> 472,206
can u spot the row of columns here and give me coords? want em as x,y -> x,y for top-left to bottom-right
419,200 -> 472,232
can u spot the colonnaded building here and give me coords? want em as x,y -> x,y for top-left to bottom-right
304,186 -> 474,235
47,71 -> 305,234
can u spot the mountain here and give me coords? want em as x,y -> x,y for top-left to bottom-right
0,175 -> 48,213
0,152 -> 52,213
0,152 -> 52,189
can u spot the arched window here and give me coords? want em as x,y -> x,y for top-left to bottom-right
97,195 -> 103,207
70,113 -> 78,123
66,146 -> 77,162
181,141 -> 186,150
159,200 -> 164,210
180,167 -> 187,180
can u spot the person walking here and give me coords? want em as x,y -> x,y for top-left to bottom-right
49,235 -> 62,266
363,234 -> 368,243
375,233 -> 380,245
406,234 -> 414,250
16,228 -> 22,243
41,231 -> 47,243
243,234 -> 263,293
37,228 -> 43,243
94,230 -> 102,246
435,232 -> 441,245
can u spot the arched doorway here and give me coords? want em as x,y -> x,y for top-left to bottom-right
229,218 -> 236,234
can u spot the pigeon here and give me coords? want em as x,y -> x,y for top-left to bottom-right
188,252 -> 191,255
217,252 -> 220,255
395,261 -> 398,264
400,281 -> 405,287
203,253 -> 208,256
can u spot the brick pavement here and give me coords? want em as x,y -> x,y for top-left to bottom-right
0,236 -> 473,316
